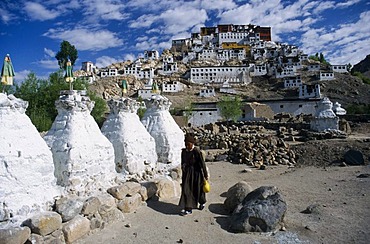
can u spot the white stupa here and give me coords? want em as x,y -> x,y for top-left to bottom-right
101,98 -> 157,178
332,102 -> 347,115
310,97 -> 339,132
141,95 -> 184,167
43,90 -> 116,195
0,93 -> 61,219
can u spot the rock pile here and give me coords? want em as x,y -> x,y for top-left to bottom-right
229,186 -> 287,233
0,178 -> 180,243
191,124 -> 297,167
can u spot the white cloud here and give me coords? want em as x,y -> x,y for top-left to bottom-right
24,2 -> 60,21
43,28 -> 124,51
200,0 -> 236,10
44,48 -> 55,58
123,53 -> 136,62
14,69 -> 32,82
158,6 -> 208,35
0,8 -> 15,23
95,56 -> 122,68
129,14 -> 157,28
80,0 -> 129,21
37,59 -> 59,70
336,0 -> 362,8
301,10 -> 370,65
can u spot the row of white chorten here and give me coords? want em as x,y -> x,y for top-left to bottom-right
0,91 -> 184,220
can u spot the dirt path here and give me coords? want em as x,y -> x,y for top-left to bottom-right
77,161 -> 370,244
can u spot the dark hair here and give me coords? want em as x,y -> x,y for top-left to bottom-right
184,134 -> 195,144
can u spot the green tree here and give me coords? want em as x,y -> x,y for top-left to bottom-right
14,72 -> 54,131
55,40 -> 78,70
136,96 -> 147,120
217,96 -> 243,122
14,71 -> 106,131
308,52 -> 330,65
352,71 -> 370,84
182,96 -> 194,124
88,91 -> 108,127
346,104 -> 370,114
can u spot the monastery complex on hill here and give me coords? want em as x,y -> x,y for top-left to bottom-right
77,24 -> 349,126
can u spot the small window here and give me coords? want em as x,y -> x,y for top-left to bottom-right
280,105 -> 284,108
200,113 -> 203,115
299,105 -> 302,108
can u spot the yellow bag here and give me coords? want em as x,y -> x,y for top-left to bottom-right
203,180 -> 210,193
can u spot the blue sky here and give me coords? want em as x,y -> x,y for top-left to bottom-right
1,0 -> 369,82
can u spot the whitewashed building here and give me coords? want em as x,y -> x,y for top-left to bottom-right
198,49 -> 217,60
186,102 -> 221,127
199,87 -> 216,97
331,65 -> 348,73
190,66 -> 249,84
299,84 -> 321,99
307,64 -> 320,71
220,81 -> 237,94
284,76 -> 302,88
100,68 -> 118,77
162,81 -> 184,93
144,50 -> 159,60
275,67 -> 296,78
250,64 -> 268,76
261,98 -> 320,116
320,71 -> 335,81
217,48 -> 246,61
124,60 -> 154,79
138,78 -> 160,99
81,61 -> 96,73
160,61 -> 178,75
299,54 -> 309,61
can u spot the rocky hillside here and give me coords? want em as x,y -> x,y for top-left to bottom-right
352,54 -> 370,78
87,57 -> 370,110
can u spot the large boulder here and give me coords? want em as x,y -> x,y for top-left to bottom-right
107,182 -> 142,200
224,181 -> 253,213
344,149 -> 364,165
55,196 -> 84,222
22,211 -> 62,236
0,226 -> 31,244
229,186 -> 287,233
155,177 -> 181,200
62,215 -> 90,243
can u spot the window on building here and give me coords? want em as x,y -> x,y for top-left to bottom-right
280,105 -> 284,108
299,105 -> 302,108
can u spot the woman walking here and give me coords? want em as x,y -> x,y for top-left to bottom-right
179,134 -> 208,216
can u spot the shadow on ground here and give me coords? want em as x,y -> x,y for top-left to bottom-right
209,203 -> 232,232
146,199 -> 182,215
